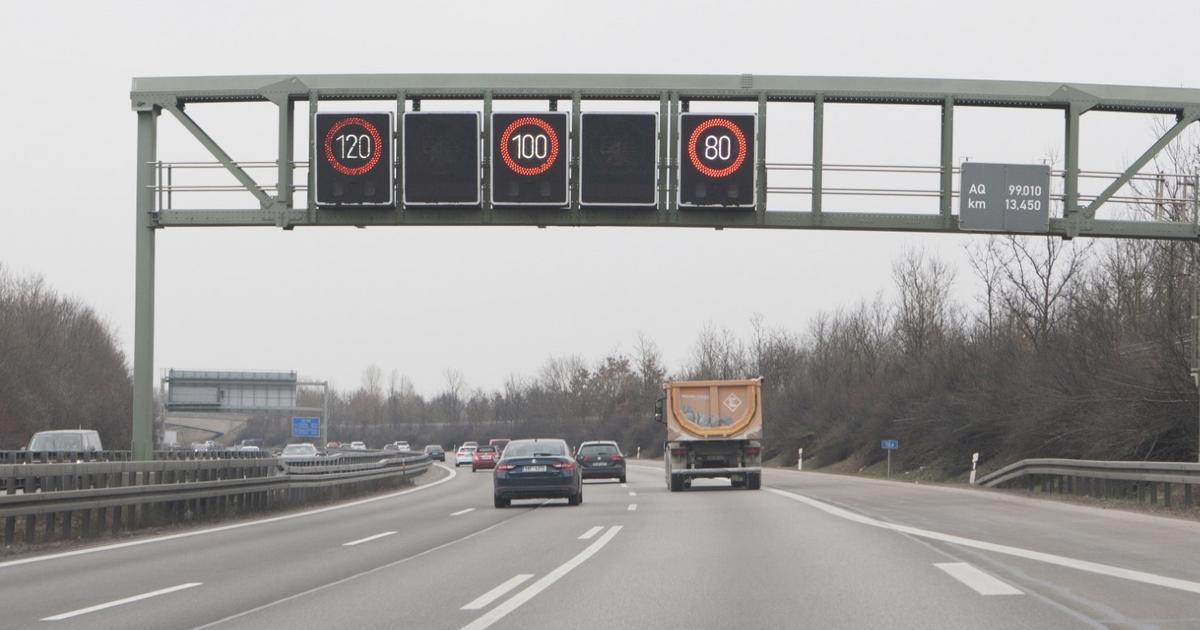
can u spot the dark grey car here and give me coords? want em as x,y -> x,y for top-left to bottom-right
576,441 -> 626,482
492,439 -> 582,508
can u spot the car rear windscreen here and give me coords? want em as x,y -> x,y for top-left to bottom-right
503,442 -> 566,458
477,445 -> 496,452
579,444 -> 618,456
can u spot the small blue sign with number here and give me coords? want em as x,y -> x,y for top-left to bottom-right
291,417 -> 321,438
881,439 -> 899,450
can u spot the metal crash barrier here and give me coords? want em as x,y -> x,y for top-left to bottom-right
976,458 -> 1200,508
0,450 -> 431,546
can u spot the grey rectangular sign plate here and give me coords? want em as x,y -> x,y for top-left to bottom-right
959,163 -> 1050,232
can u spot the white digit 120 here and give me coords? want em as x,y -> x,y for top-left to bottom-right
335,133 -> 372,160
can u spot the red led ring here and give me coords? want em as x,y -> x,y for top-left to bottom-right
323,117 -> 384,176
499,116 -> 560,176
687,118 -> 747,179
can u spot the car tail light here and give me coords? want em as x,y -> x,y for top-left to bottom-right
554,461 -> 576,472
670,448 -> 687,458
496,463 -> 515,471
579,455 -> 589,462
610,454 -> 624,462
743,446 -> 761,457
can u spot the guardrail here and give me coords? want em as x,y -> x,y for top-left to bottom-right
0,451 -> 134,464
976,458 -> 1200,508
1,449 -> 288,464
0,451 -> 431,547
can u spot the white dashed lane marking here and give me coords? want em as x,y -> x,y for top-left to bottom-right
461,574 -> 534,610
935,563 -> 1022,596
579,526 -> 604,540
42,583 -> 202,621
342,531 -> 396,547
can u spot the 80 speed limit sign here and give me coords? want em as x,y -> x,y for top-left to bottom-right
679,113 -> 756,207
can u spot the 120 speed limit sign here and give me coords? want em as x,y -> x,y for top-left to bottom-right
314,112 -> 395,207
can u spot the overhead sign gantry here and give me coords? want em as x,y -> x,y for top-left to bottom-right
128,73 -> 1200,458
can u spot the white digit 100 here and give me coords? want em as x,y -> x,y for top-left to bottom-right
335,133 -> 372,160
510,133 -> 549,160
703,134 -> 732,161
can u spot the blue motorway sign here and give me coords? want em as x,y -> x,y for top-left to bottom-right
881,439 -> 899,450
291,416 -> 321,438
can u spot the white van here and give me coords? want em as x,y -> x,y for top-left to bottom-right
26,429 -> 103,452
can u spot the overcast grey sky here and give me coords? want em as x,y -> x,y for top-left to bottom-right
2,0 -> 1198,395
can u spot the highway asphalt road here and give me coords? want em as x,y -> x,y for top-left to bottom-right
2,462 -> 1199,629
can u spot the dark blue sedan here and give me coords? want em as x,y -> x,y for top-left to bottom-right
492,439 -> 582,508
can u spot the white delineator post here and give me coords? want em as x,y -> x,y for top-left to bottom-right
636,446 -> 641,459
797,448 -> 803,471
969,452 -> 979,485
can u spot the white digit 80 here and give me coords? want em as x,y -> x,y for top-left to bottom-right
703,134 -> 732,161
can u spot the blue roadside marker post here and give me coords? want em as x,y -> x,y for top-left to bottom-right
881,440 -> 899,478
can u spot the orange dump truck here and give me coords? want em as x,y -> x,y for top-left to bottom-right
655,378 -> 763,491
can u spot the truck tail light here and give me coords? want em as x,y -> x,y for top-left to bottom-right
743,446 -> 761,457
670,448 -> 687,459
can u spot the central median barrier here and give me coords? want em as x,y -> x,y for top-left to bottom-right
0,450 -> 431,548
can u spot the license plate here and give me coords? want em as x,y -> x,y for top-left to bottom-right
592,462 -> 607,466
523,465 -> 547,472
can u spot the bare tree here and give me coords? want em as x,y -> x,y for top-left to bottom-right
998,236 -> 1091,349
892,248 -> 956,357
966,236 -> 1006,342
684,323 -> 749,379
361,364 -> 383,400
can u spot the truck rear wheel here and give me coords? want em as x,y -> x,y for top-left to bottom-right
747,472 -> 761,490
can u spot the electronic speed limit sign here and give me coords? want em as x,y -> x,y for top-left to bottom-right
314,112 -> 395,208
491,112 -> 569,206
678,113 -> 756,207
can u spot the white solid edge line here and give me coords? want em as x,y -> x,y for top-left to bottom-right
934,562 -> 1023,596
765,487 -> 1200,595
460,574 -> 534,610
628,491 -> 637,496
627,504 -> 638,511
192,514 -> 514,630
578,526 -> 604,540
342,531 -> 397,547
43,582 -> 202,621
460,526 -> 622,630
451,508 -> 476,517
1,463 -> 458,570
